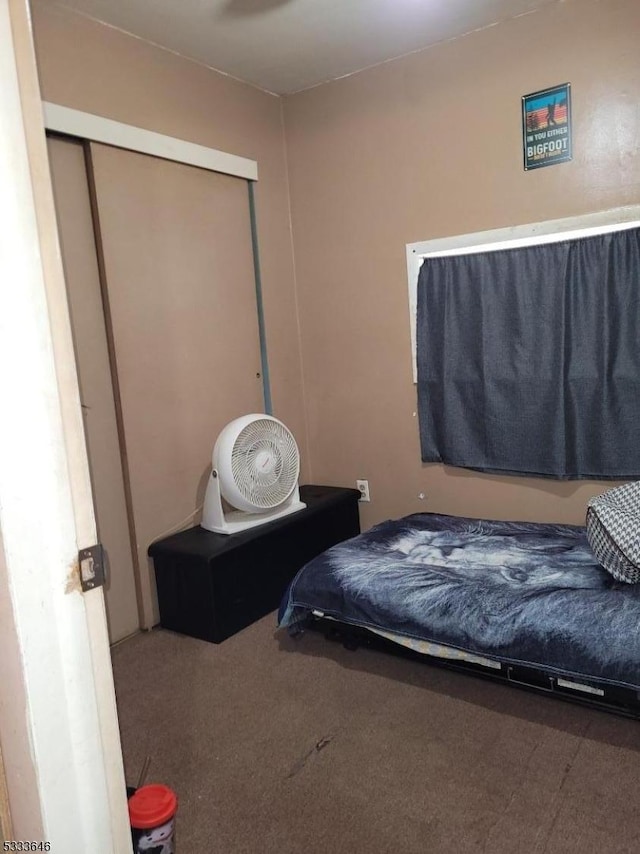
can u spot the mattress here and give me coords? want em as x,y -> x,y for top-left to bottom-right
278,512 -> 640,692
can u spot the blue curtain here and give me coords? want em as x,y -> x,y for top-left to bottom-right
416,226 -> 640,479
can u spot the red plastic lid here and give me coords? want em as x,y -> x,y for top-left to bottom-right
128,784 -> 178,829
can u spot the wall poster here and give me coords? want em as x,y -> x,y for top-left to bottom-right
522,83 -> 572,170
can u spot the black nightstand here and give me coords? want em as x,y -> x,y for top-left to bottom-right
148,485 -> 361,643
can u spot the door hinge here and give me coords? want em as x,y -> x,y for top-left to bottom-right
78,544 -> 106,592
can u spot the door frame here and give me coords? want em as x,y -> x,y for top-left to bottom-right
43,101 -> 258,180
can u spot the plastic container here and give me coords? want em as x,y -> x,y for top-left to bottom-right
128,783 -> 178,854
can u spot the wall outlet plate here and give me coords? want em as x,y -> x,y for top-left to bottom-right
356,479 -> 370,502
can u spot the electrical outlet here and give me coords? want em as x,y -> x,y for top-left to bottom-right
356,479 -> 370,502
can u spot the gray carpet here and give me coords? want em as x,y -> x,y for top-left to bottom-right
112,615 -> 640,853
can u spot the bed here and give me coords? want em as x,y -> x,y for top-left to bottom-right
278,510 -> 640,718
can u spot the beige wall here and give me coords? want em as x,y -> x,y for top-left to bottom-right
31,0 -> 640,535
283,0 -> 640,528
30,0 -> 309,479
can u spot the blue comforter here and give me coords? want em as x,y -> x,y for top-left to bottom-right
279,513 -> 640,689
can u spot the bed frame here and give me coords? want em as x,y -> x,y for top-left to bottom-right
307,615 -> 640,721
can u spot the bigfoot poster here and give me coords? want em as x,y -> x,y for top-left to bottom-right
522,83 -> 572,170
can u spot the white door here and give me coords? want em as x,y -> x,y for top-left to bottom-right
0,0 -> 130,848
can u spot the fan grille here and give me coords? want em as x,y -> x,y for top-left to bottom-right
230,418 -> 299,509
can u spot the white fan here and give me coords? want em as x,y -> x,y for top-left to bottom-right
201,414 -> 306,535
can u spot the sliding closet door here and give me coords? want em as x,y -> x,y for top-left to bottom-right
47,136 -> 140,643
88,144 -> 264,627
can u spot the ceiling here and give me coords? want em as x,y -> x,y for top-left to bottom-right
56,0 -> 559,96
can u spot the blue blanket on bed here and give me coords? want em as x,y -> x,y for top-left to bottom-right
279,513 -> 640,689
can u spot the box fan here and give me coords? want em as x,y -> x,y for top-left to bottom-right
201,414 -> 306,535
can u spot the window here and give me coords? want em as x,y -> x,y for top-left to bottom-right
406,207 -> 640,383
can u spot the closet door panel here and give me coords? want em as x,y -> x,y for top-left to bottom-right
89,144 -> 263,626
47,136 -> 140,643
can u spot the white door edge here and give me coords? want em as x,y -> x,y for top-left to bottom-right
0,1 -> 131,850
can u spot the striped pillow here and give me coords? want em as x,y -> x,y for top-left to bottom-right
586,482 -> 640,584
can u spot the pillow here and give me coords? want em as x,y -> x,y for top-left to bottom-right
586,482 -> 640,583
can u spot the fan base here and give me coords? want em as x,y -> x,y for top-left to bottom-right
206,500 -> 307,535
201,483 -> 307,535
201,469 -> 306,535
